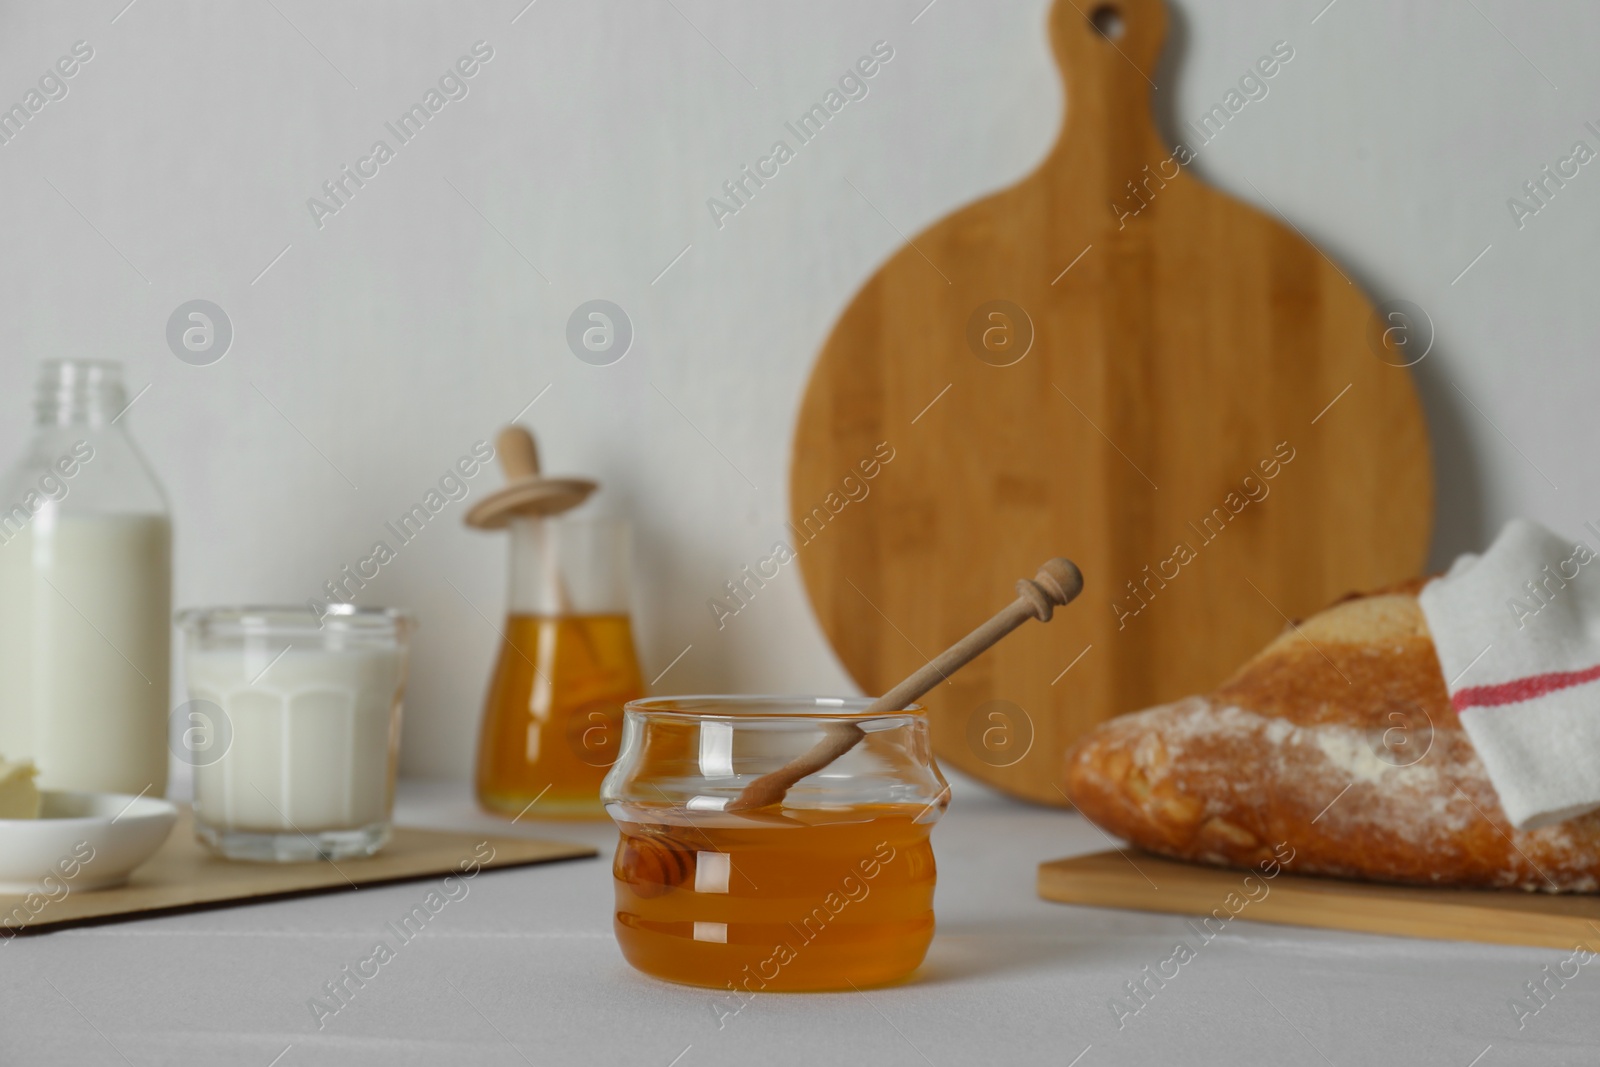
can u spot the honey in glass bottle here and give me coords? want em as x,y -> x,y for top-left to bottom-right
467,426 -> 643,818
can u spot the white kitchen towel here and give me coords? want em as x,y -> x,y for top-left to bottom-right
1419,518 -> 1600,829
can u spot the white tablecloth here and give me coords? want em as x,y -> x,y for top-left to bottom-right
3,773 -> 1594,1065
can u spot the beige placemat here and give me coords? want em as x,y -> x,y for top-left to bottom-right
2,807 -> 597,935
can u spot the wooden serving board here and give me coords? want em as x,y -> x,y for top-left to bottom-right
0,808 -> 595,935
790,0 -> 1431,805
1040,851 -> 1600,951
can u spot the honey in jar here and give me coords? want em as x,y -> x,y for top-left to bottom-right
602,697 -> 950,991
613,806 -> 935,991
476,612 -> 643,817
466,425 -> 643,818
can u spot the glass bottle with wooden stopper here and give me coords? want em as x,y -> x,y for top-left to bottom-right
467,426 -> 643,819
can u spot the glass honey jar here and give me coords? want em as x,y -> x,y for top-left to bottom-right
601,696 -> 949,992
468,426 -> 644,819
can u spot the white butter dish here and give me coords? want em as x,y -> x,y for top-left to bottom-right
0,791 -> 176,895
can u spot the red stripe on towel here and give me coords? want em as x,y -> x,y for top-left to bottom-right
1453,663 -> 1600,710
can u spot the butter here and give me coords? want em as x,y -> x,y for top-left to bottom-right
0,757 -> 40,819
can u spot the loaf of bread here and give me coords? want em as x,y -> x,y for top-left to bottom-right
1063,581 -> 1600,892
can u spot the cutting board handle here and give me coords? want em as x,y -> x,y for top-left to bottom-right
1048,0 -> 1169,183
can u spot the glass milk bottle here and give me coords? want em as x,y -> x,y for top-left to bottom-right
468,426 -> 644,818
0,361 -> 172,796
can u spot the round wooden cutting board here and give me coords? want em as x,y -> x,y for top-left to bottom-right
790,0 -> 1432,806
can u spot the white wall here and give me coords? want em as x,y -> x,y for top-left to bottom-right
1,0 -> 1594,779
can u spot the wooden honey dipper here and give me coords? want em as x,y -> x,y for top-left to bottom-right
617,558 -> 1084,895
730,557 -> 1083,811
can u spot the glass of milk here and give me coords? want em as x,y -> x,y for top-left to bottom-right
175,605 -> 414,862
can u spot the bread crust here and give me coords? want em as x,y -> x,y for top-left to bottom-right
1063,589 -> 1600,892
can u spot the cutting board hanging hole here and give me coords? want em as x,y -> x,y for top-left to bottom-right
1090,5 -> 1125,40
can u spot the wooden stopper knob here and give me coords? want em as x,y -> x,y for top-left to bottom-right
465,425 -> 597,529
496,426 -> 541,481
